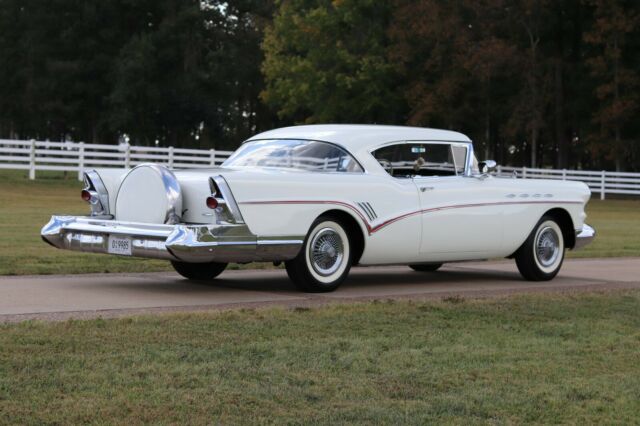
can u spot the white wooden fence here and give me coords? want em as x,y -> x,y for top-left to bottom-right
497,166 -> 640,200
1,139 -> 638,200
0,139 -> 233,181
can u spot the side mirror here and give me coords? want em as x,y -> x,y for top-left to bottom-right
478,160 -> 497,174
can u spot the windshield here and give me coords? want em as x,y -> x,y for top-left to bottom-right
222,139 -> 364,173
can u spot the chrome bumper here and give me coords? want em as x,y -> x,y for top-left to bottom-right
41,216 -> 303,263
574,224 -> 596,250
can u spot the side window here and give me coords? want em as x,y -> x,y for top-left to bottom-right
372,142 -> 466,178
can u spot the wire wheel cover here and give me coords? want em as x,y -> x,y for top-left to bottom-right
309,227 -> 344,276
535,226 -> 560,267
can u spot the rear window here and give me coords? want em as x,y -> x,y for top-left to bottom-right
223,139 -> 364,173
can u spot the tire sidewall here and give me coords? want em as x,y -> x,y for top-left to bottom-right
532,220 -> 565,275
304,220 -> 351,286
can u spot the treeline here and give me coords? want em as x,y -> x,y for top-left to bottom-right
0,1 -> 638,170
0,0 -> 276,149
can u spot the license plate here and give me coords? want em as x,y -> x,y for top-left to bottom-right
107,235 -> 132,256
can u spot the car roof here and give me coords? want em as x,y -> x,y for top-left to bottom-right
246,124 -> 472,152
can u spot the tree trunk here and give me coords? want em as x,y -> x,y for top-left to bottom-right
554,59 -> 567,168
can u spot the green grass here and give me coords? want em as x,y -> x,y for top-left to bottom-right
0,170 -> 638,275
569,198 -> 640,258
1,291 -> 639,424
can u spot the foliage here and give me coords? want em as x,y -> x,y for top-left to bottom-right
0,0 -> 273,149
263,0 -> 640,170
261,0 -> 403,123
0,1 -> 639,169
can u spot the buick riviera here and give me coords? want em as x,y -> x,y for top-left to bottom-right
41,125 -> 595,292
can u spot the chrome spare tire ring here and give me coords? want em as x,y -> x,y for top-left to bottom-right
309,227 -> 344,277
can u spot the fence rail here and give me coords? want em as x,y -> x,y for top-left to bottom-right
1,139 -> 638,199
496,166 -> 640,200
0,139 -> 233,180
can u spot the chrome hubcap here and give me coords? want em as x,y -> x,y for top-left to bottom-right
309,228 -> 344,276
535,226 -> 560,267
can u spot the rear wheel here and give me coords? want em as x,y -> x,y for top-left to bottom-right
171,261 -> 228,281
409,263 -> 443,272
285,217 -> 352,292
515,216 -> 565,281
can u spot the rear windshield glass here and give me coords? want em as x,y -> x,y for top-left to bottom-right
223,139 -> 364,173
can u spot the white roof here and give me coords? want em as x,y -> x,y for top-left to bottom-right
247,124 -> 472,152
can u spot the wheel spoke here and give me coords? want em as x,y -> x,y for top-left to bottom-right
309,227 -> 344,276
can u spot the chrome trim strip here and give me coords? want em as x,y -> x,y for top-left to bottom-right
364,202 -> 377,219
41,215 -> 303,263
357,202 -> 374,221
573,224 -> 596,250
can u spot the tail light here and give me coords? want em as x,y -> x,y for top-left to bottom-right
206,196 -> 219,209
81,189 -> 92,202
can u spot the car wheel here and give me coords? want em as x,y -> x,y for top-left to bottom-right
409,263 -> 443,272
285,217 -> 352,292
515,216 -> 565,281
171,261 -> 228,281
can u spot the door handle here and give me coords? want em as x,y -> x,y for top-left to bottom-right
420,186 -> 434,192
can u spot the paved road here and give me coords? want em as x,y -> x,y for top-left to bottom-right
1,257 -> 638,322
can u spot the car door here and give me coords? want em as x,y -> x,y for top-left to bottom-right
374,141 -> 504,260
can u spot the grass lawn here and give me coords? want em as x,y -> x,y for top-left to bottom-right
0,170 -> 638,275
1,291 -> 639,424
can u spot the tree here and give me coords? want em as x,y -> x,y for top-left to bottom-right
584,0 -> 640,171
261,0 -> 403,124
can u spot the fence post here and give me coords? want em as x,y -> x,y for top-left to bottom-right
600,170 -> 606,200
497,165 -> 502,175
562,169 -> 566,180
124,144 -> 131,169
209,149 -> 216,166
28,139 -> 36,180
168,146 -> 174,168
77,142 -> 85,181
522,166 -> 527,179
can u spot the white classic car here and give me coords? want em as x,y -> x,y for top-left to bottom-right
42,125 -> 595,292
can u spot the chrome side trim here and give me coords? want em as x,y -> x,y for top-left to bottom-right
573,224 -> 596,250
41,215 -> 302,263
356,202 -> 378,221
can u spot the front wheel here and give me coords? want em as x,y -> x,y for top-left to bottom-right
515,216 -> 565,281
171,261 -> 228,281
285,217 -> 352,292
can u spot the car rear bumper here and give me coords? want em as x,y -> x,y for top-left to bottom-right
574,223 -> 596,250
41,215 -> 303,263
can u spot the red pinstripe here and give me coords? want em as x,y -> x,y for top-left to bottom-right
241,200 -> 582,235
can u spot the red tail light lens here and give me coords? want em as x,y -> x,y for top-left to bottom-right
81,189 -> 92,202
206,196 -> 218,209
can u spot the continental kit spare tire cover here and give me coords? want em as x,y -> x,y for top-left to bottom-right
115,164 -> 182,224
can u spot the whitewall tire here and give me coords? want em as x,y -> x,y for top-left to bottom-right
285,217 -> 352,292
515,216 -> 565,281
